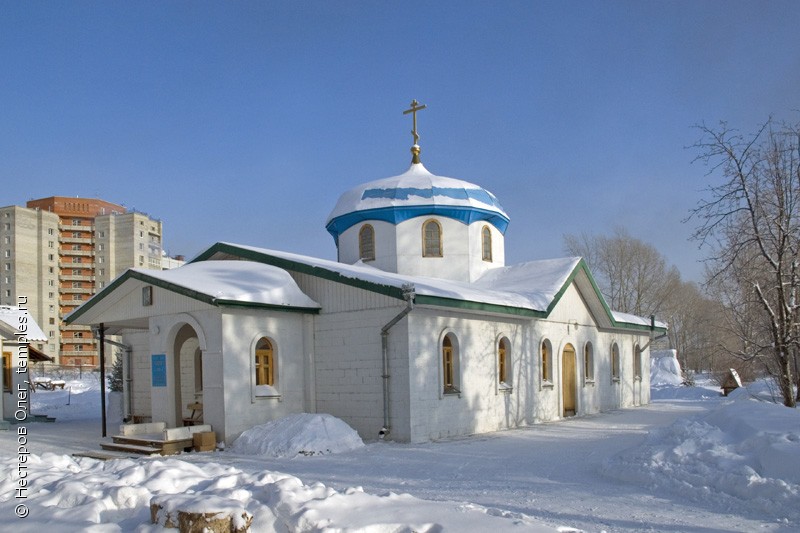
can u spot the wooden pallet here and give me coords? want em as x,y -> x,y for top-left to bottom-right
100,435 -> 194,456
100,441 -> 164,455
73,450 -> 138,461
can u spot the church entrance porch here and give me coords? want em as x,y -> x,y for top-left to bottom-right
173,324 -> 203,427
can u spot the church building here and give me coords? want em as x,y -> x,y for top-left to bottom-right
67,102 -> 665,444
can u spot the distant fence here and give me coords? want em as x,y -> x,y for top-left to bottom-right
29,362 -> 104,382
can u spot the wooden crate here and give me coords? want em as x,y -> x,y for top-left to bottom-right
192,431 -> 216,452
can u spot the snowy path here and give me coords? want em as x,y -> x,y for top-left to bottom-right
189,399 -> 783,532
2,393 -> 794,532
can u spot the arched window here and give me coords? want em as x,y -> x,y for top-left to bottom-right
255,337 -> 274,386
611,342 -> 620,381
442,334 -> 460,394
541,338 -> 553,383
498,337 -> 511,388
423,219 -> 443,257
584,342 -> 594,382
359,224 -> 375,261
634,344 -> 642,379
481,226 -> 492,262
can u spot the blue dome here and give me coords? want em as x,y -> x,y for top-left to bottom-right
326,163 -> 510,243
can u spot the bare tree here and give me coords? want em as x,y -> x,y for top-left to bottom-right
661,281 -> 716,373
563,227 -> 681,317
690,118 -> 800,407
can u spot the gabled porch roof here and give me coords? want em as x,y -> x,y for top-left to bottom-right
66,260 -> 321,330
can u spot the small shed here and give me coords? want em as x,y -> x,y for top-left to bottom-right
721,368 -> 743,396
1,305 -> 49,428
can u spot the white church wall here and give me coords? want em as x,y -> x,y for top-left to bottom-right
406,308 -> 534,443
280,272 -> 409,440
540,284 -> 653,415
536,284 -> 599,420
395,217 -> 471,282
337,221 -> 398,270
401,289 -> 656,443
291,272 -> 398,313
334,216 -> 505,283
122,330 -> 152,422
312,304 -> 410,440
84,278 -> 212,325
467,222 -> 505,282
289,274 -> 412,440
146,310 -> 222,430
218,309 -> 309,443
641,348 -> 652,405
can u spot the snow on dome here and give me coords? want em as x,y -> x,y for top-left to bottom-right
325,162 -> 510,241
229,413 -> 365,457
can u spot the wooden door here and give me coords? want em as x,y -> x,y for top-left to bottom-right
562,344 -> 577,417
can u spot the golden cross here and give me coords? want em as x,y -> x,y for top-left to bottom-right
403,99 -> 427,145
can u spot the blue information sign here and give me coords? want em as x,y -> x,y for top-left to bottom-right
151,354 -> 167,387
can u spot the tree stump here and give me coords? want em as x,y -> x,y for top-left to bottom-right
150,495 -> 253,532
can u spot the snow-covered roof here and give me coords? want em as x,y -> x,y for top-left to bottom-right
325,162 -> 510,242
126,260 -> 319,308
0,305 -> 48,341
196,242 -> 665,331
68,240 -> 664,332
66,260 -> 321,325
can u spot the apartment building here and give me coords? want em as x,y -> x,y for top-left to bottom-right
0,206 -> 60,357
0,197 -> 167,366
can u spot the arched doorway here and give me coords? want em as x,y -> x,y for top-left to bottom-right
562,344 -> 577,417
173,324 -> 203,426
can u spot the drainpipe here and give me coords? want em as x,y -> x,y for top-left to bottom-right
640,315 -> 668,352
379,283 -> 415,439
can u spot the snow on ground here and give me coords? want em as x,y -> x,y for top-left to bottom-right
605,388 -> 800,524
2,367 -> 799,532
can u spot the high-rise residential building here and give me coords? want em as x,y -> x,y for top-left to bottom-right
0,206 -> 60,357
94,211 -> 164,291
0,197 -> 168,367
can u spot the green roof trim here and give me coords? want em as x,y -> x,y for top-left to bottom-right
193,243 -> 406,299
192,242 -> 666,333
546,259 -> 667,333
414,294 -> 546,318
214,299 -> 320,314
65,267 -> 320,325
65,269 -> 137,324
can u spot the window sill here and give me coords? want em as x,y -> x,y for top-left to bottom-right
499,383 -> 513,394
541,381 -> 554,389
584,379 -> 595,386
612,377 -> 620,383
254,384 -> 281,400
255,394 -> 282,401
443,386 -> 461,398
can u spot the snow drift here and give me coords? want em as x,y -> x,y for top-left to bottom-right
228,413 -> 365,457
650,349 -> 683,386
603,390 -> 800,521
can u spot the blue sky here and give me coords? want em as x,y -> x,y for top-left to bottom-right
2,1 -> 798,282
